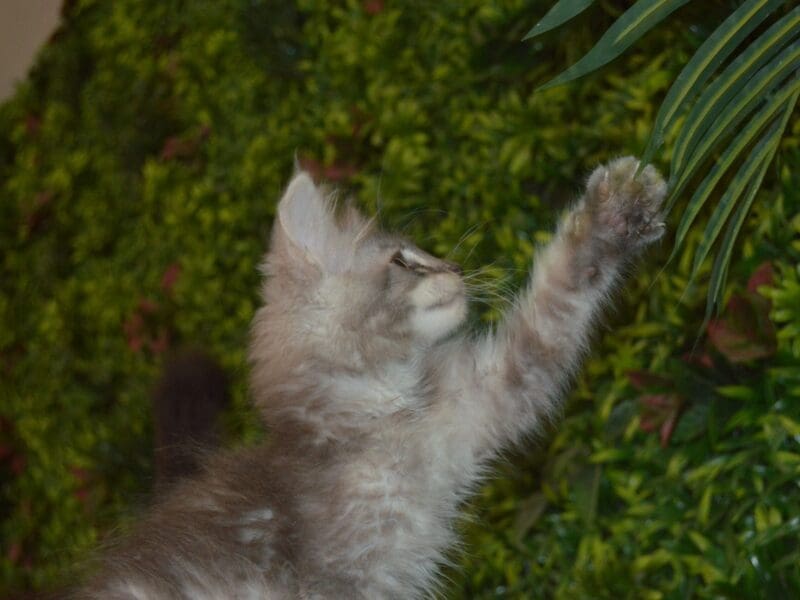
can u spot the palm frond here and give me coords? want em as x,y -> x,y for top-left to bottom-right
526,1 -> 800,314
536,0 -> 692,91
523,0 -> 595,41
640,0 -> 786,167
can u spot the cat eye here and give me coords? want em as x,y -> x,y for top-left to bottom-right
390,252 -> 411,269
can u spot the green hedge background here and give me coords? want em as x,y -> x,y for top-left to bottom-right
2,0 -> 799,597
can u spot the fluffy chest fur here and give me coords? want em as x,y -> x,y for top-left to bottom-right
300,430 -> 466,596
283,368 -> 480,597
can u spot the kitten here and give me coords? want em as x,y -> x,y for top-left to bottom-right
81,157 -> 666,599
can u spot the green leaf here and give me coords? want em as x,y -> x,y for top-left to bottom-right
671,401 -> 710,443
705,90 -> 799,320
640,0 -> 784,166
572,464 -> 601,525
698,484 -> 713,525
706,176 -> 763,316
670,75 -> 800,256
523,0 -> 595,41
668,40 -> 800,211
671,6 -> 800,178
512,492 -> 548,539
537,0 -> 692,91
690,111 -> 787,282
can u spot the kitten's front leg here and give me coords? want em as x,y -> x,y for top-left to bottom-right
437,157 -> 666,452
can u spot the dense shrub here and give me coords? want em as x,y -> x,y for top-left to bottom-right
1,0 -> 798,596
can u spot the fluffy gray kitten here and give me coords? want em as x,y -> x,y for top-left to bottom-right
82,157 -> 666,599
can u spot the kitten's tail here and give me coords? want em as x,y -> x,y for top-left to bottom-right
152,348 -> 230,492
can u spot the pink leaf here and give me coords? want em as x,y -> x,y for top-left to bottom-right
7,542 -> 21,564
0,443 -> 13,461
680,351 -> 714,370
10,454 -> 25,475
627,370 -> 672,391
364,0 -> 384,15
161,262 -> 181,294
640,394 -> 673,409
70,466 -> 90,483
137,298 -> 159,314
638,394 -> 684,446
707,293 -> 776,363
659,408 -> 680,447
297,155 -> 323,181
324,163 -> 358,182
25,114 -> 41,136
747,261 -> 774,295
149,329 -> 170,355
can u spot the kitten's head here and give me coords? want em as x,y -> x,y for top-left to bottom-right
250,173 -> 466,430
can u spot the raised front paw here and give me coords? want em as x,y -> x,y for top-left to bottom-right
584,156 -> 667,249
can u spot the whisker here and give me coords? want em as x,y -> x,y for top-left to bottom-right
353,214 -> 378,247
397,207 -> 450,233
446,222 -> 485,260
374,170 -> 384,228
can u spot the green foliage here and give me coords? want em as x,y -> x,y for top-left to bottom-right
523,0 -> 594,40
1,0 -> 799,597
534,0 -> 693,91
528,0 -> 800,315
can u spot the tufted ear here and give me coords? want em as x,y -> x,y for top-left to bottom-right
274,173 -> 336,268
271,171 -> 369,277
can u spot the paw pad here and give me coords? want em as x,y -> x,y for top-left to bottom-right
585,156 -> 666,248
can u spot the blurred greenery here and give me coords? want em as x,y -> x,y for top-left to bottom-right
1,0 -> 799,597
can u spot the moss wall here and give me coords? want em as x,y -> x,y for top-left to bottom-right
1,1 -> 798,596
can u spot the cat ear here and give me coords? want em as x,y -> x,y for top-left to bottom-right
273,172 -> 340,272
